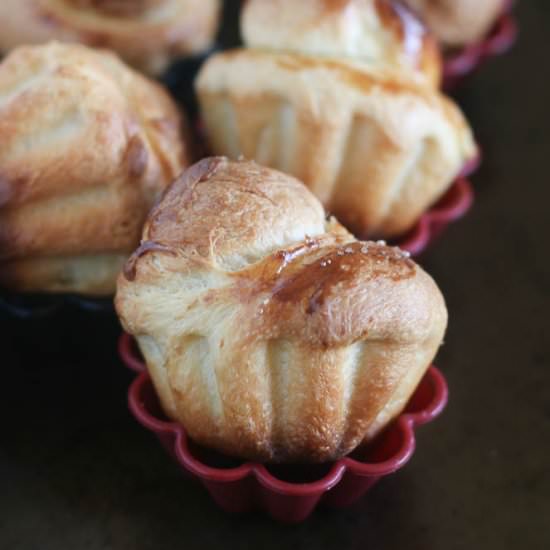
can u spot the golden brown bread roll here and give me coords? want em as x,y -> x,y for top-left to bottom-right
115,157 -> 448,463
0,42 -> 189,295
402,0 -> 505,48
242,0 -> 442,86
0,0 -> 221,75
196,0 -> 477,239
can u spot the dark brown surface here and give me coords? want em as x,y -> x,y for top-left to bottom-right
1,1 -> 549,548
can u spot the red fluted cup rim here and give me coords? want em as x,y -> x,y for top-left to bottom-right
121,333 -> 448,500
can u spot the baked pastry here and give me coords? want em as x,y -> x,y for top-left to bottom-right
115,157 -> 448,463
196,0 -> 477,239
402,0 -> 506,48
242,0 -> 442,86
0,42 -> 189,295
0,0 -> 221,75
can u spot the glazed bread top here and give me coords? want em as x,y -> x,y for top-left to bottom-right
116,158 -> 448,462
0,0 -> 221,74
242,0 -> 441,85
0,42 -> 188,261
403,0 -> 505,47
118,157 -> 446,352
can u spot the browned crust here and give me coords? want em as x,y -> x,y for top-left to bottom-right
0,42 -> 189,294
242,0 -> 442,86
0,0 -> 221,74
115,158 -> 448,462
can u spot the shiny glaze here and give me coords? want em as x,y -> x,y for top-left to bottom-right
270,241 -> 415,314
229,239 -> 416,318
376,0 -> 427,61
299,1 -> 438,74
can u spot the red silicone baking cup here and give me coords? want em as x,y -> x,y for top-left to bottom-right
443,2 -> 517,90
120,333 -> 448,523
